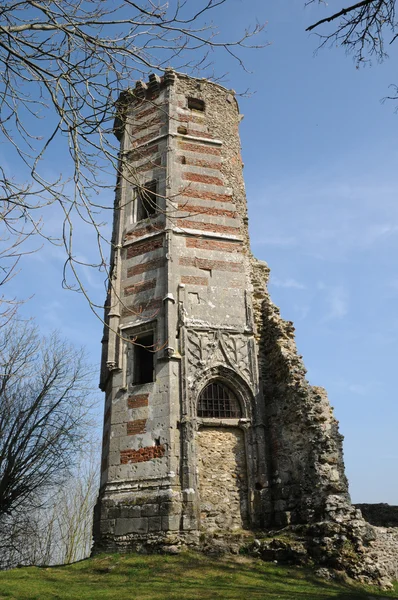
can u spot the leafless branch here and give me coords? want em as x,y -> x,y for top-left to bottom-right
306,0 -> 397,65
0,321 -> 98,521
0,0 -> 265,327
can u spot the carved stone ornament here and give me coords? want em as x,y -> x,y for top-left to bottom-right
186,329 -> 253,385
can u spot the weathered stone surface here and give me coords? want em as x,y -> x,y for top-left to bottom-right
355,504 -> 398,528
197,427 -> 248,532
92,70 -> 397,587
114,517 -> 148,536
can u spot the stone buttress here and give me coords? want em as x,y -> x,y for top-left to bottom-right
93,71 -> 355,553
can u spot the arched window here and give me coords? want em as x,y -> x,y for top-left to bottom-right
197,382 -> 241,418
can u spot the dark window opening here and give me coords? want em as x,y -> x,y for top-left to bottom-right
137,180 -> 157,220
188,97 -> 205,112
133,332 -> 154,384
197,382 -> 241,418
154,437 -> 161,446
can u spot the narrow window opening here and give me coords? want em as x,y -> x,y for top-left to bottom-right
137,180 -> 157,220
133,332 -> 154,384
197,382 -> 241,418
154,437 -> 161,446
188,97 -> 205,112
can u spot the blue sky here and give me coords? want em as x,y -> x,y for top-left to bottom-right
4,1 -> 398,504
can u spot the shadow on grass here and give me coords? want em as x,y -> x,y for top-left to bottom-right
1,552 -> 397,600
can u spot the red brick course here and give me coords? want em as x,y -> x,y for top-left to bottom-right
185,129 -> 213,139
178,141 -> 221,156
126,236 -> 164,259
128,144 -> 159,161
178,113 -> 206,125
177,219 -> 239,236
178,203 -> 235,219
183,172 -> 223,186
127,419 -> 147,435
181,275 -> 208,286
135,105 -> 163,120
127,394 -> 149,409
121,297 -> 162,317
179,257 -> 244,272
131,130 -> 161,147
134,157 -> 162,173
125,223 -> 165,242
179,156 -> 221,170
127,257 -> 165,277
186,238 -> 243,253
120,445 -> 165,464
124,279 -> 156,296
178,140 -> 221,156
180,189 -> 232,203
132,116 -> 163,135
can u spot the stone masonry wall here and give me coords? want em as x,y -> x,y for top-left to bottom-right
355,504 -> 398,528
368,527 -> 398,581
197,427 -> 249,532
94,71 -> 398,586
250,261 -> 351,526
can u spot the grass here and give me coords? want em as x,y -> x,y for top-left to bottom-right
0,552 -> 397,600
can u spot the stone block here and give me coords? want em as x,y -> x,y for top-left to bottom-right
107,507 -> 120,519
100,519 -> 115,534
148,517 -> 162,532
141,503 -> 159,517
114,517 -> 148,536
120,505 -> 141,518
182,515 -> 197,531
160,501 -> 180,516
162,516 -> 180,531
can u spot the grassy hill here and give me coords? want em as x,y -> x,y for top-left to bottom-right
0,552 -> 397,600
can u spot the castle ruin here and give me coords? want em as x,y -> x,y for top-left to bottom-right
93,71 -> 398,585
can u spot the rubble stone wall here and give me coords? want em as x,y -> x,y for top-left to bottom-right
355,504 -> 398,527
250,261 -> 351,527
369,527 -> 398,580
197,427 -> 249,532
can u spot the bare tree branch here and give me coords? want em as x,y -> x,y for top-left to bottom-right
306,0 -> 397,65
0,0 -> 265,326
0,321 -> 98,519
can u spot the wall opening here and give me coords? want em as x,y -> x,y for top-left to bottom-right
137,180 -> 157,220
197,382 -> 241,418
133,332 -> 154,384
187,97 -> 205,112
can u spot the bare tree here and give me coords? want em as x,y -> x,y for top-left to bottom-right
0,447 -> 99,568
0,321 -> 97,525
0,1 -> 264,315
52,446 -> 99,564
306,1 -> 397,65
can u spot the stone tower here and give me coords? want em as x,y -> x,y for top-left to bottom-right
93,70 -> 354,552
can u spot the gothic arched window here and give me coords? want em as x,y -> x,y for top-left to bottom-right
197,382 -> 241,419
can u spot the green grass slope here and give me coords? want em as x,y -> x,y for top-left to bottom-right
0,553 -> 397,600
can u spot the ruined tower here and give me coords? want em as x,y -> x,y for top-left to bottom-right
93,70 -> 354,551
